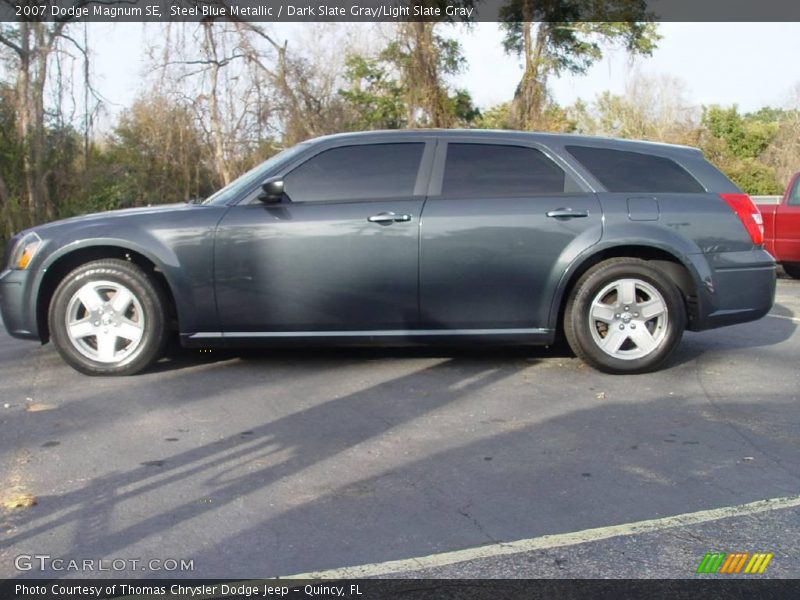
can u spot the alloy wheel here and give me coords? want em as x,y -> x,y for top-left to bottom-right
587,278 -> 669,360
65,280 -> 146,364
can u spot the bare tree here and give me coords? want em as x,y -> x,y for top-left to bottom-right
201,22 -> 235,185
0,22 -> 98,226
152,22 -> 370,168
0,23 -> 64,222
763,85 -> 800,189
578,72 -> 700,145
152,23 -> 272,187
233,22 -> 362,144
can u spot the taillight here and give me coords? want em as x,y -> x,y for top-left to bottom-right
720,193 -> 764,245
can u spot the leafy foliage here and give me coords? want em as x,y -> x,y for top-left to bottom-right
498,2 -> 659,129
1,21 -> 799,253
699,106 -> 784,194
338,24 -> 480,129
339,55 -> 407,130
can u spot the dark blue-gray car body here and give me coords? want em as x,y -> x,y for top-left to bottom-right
0,130 -> 777,375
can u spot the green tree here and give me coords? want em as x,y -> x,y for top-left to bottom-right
0,83 -> 88,244
0,84 -> 25,240
338,55 -> 407,130
474,102 -> 513,129
701,105 -> 778,160
499,1 -> 659,130
339,25 -> 480,130
0,22 -> 97,225
387,22 -> 464,127
699,106 -> 782,194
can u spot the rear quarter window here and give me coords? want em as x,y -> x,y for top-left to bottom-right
566,145 -> 705,193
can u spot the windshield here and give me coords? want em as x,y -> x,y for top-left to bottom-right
202,144 -> 310,205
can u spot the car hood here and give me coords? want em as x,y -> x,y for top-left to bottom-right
30,203 -> 194,235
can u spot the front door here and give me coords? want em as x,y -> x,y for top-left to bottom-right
214,140 -> 432,335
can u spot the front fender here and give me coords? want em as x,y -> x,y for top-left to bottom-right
36,236 -> 184,312
30,209 -> 224,336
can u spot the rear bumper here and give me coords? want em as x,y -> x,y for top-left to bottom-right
690,249 -> 776,331
0,269 -> 39,340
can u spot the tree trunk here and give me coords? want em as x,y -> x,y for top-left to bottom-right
400,22 -> 452,128
11,23 -> 56,225
32,24 -> 52,220
15,24 -> 36,224
511,20 -> 549,130
202,24 -> 233,186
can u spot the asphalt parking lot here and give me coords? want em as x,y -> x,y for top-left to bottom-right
1,278 -> 799,579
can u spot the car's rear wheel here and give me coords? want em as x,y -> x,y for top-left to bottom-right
782,263 -> 800,279
49,259 -> 167,376
564,258 -> 686,374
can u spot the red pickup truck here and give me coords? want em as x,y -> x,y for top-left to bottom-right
757,172 -> 800,278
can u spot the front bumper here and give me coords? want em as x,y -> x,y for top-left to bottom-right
0,268 -> 39,340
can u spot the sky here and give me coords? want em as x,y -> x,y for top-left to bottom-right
86,22 -> 800,126
456,22 -> 800,111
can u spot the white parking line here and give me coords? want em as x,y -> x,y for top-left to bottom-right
283,494 -> 800,579
768,313 -> 800,323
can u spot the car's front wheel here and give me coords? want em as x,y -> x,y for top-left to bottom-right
49,259 -> 167,376
564,258 -> 686,374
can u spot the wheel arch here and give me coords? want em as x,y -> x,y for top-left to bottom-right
551,243 -> 703,334
36,243 -> 179,343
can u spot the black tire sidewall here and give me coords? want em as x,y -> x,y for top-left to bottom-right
565,260 -> 686,374
783,263 -> 800,279
48,260 -> 166,376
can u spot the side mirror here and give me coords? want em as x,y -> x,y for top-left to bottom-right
258,178 -> 285,204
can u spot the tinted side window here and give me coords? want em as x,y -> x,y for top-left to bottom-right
284,143 -> 424,202
789,177 -> 800,206
566,145 -> 705,193
442,144 -> 574,197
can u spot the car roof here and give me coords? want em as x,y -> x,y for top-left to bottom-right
303,129 -> 703,157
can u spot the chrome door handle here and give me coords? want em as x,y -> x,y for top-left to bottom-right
546,208 -> 589,219
368,212 -> 412,224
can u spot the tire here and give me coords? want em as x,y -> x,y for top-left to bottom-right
48,259 -> 168,376
564,258 -> 686,374
782,263 -> 800,279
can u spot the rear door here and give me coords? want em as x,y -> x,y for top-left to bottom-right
214,139 -> 433,334
419,138 -> 602,331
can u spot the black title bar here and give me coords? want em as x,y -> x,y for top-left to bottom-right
3,0 -> 800,22
3,579 -> 800,600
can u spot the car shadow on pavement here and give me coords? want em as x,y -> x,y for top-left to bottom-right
148,338 -> 575,375
661,302 -> 796,368
186,392 -> 800,578
149,301 -> 796,375
2,304 -> 797,578
4,355 -> 529,577
8,384 -> 800,579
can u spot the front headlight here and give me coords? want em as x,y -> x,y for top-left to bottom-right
8,232 -> 42,270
